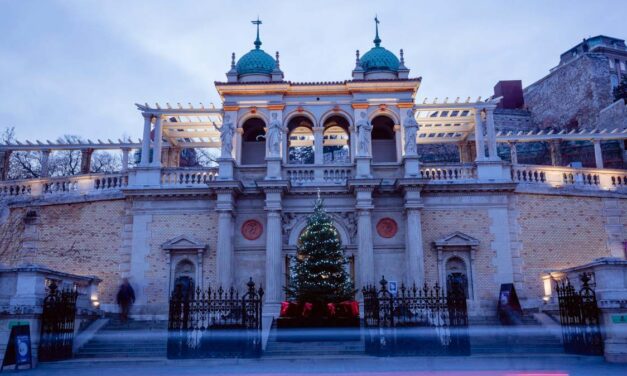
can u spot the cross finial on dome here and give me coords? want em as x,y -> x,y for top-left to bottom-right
373,15 -> 381,47
252,18 -> 262,49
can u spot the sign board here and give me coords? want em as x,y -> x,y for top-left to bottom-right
388,281 -> 398,296
1,324 -> 32,371
611,314 -> 627,324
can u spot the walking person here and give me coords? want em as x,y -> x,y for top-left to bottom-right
116,278 -> 135,323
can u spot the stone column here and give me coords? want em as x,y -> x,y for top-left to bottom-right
405,208 -> 425,286
80,148 -> 94,174
0,150 -> 12,180
549,140 -> 562,166
355,187 -> 375,286
121,148 -> 130,172
394,124 -> 402,163
40,149 -> 51,177
458,142 -> 472,164
140,113 -> 152,166
264,188 -> 284,309
485,108 -> 499,160
151,116 -> 163,168
593,139 -> 604,168
474,109 -> 486,161
509,142 -> 518,165
216,190 -> 235,288
313,126 -> 324,165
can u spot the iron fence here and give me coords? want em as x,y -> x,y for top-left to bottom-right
555,273 -> 603,355
363,276 -> 469,356
167,278 -> 264,359
39,281 -> 78,362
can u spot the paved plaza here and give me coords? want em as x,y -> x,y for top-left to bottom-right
3,355 -> 624,376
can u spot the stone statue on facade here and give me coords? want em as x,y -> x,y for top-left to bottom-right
267,113 -> 283,157
403,109 -> 418,156
215,115 -> 235,158
356,111 -> 372,157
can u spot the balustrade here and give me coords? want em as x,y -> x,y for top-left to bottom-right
511,164 -> 627,191
420,164 -> 476,181
161,168 -> 218,186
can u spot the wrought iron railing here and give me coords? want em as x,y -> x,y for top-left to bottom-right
167,278 -> 264,359
555,273 -> 603,355
362,276 -> 469,356
38,281 -> 78,362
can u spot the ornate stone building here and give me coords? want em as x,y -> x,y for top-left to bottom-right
1,23 -> 626,319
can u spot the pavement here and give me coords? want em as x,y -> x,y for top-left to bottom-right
2,355 -> 626,376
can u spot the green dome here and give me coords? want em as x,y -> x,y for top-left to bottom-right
236,48 -> 276,75
360,46 -> 400,72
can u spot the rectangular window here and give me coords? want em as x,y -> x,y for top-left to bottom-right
621,60 -> 626,71
609,59 -> 615,69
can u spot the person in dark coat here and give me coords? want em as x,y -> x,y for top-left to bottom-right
116,278 -> 135,322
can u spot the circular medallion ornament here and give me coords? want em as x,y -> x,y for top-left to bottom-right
241,220 -> 263,240
376,218 -> 398,238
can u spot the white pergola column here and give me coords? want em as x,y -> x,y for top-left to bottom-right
593,140 -> 604,168
0,150 -> 11,180
121,148 -> 130,172
355,187 -> 375,287
216,191 -> 235,288
549,140 -> 562,166
140,113 -> 152,167
509,142 -> 518,165
473,109 -> 486,161
40,149 -> 51,177
485,108 -> 499,160
264,188 -> 284,308
151,115 -> 163,168
313,126 -> 324,165
80,148 -> 93,174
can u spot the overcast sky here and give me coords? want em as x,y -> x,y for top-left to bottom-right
1,0 -> 624,141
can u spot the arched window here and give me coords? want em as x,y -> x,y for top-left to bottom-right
287,116 -> 314,164
323,115 -> 350,164
371,115 -> 397,162
241,118 -> 266,165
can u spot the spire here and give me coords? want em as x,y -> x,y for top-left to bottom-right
231,52 -> 236,68
373,15 -> 381,47
275,51 -> 280,68
400,49 -> 404,64
252,18 -> 262,49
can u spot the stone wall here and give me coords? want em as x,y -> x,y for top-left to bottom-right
524,54 -> 614,130
494,109 -> 534,132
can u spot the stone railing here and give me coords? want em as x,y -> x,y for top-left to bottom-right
511,164 -> 627,191
420,164 -> 477,181
0,173 -> 129,199
284,165 -> 353,186
161,167 -> 218,187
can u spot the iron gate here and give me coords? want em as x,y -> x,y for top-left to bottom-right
363,276 -> 470,356
167,278 -> 264,359
39,281 -> 78,362
555,273 -> 603,355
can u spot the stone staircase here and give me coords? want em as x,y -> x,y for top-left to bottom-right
264,322 -> 365,358
469,314 -> 564,355
75,319 -> 167,359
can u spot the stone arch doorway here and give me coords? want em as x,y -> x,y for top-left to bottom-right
173,260 -> 196,297
241,117 -> 267,165
445,256 -> 469,298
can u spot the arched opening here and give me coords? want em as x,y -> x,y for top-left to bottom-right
287,116 -> 314,164
371,115 -> 397,162
241,118 -> 266,165
323,115 -> 351,164
173,259 -> 196,298
445,257 -> 469,299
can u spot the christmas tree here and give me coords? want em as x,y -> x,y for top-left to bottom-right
285,197 -> 354,305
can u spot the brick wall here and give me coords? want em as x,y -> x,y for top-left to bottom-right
5,200 -> 127,305
421,209 -> 498,308
145,213 -> 218,306
515,194 -> 612,305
